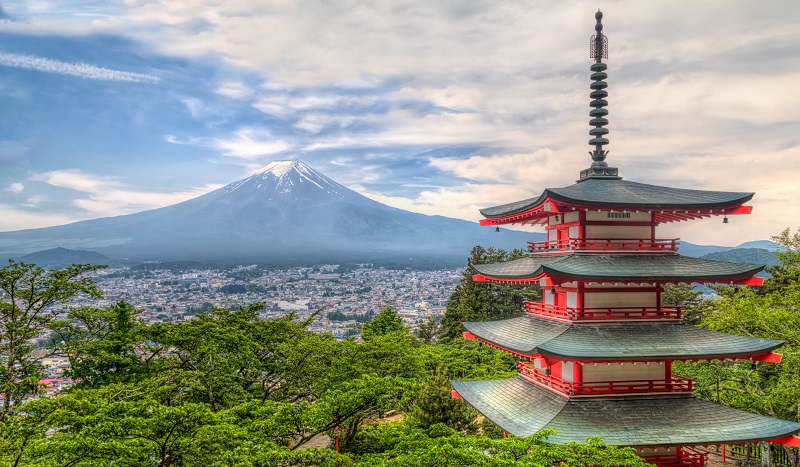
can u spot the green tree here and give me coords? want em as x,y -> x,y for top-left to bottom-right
440,246 -> 535,339
761,227 -> 800,294
361,306 -> 405,341
409,364 -> 477,432
416,316 -> 440,344
0,261 -> 104,420
350,421 -> 646,467
55,301 -> 158,387
661,283 -> 708,324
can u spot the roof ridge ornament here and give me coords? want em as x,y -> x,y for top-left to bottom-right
579,9 -> 622,182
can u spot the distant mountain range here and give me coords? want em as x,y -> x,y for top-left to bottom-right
0,161 -> 537,267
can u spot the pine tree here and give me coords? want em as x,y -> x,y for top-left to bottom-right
440,246 -> 537,339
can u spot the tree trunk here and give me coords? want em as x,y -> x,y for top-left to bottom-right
761,441 -> 771,467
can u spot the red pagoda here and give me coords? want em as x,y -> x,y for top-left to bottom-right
450,11 -> 800,467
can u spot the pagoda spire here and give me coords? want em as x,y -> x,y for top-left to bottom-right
580,9 -> 621,181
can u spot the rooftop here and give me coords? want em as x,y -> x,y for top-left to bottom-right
451,377 -> 800,444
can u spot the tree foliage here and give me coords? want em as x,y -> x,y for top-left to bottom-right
361,306 -> 405,341
0,260 -> 104,420
674,229 -> 800,464
440,246 -> 538,339
0,259 -> 644,466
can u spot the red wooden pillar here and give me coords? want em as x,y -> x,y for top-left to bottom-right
665,360 -> 672,381
656,283 -> 663,313
334,426 -> 340,452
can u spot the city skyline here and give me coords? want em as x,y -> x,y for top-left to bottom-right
1,1 -> 798,246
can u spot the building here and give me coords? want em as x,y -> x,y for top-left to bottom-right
450,11 -> 800,467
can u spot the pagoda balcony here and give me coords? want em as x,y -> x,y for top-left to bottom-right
525,302 -> 682,322
528,238 -> 677,254
517,363 -> 694,398
642,447 -> 706,467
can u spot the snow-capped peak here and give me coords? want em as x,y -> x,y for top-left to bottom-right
255,160 -> 303,178
220,159 -> 349,199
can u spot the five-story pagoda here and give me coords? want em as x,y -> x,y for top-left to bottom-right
450,10 -> 800,467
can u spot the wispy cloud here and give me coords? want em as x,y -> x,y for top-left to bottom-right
6,182 -> 24,193
0,52 -> 160,83
211,127 -> 291,161
33,169 -> 221,217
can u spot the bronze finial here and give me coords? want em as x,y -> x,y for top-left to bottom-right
580,9 -> 620,181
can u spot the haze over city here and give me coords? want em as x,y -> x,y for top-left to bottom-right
1,1 -> 798,246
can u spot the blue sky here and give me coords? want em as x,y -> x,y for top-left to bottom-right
0,0 -> 798,246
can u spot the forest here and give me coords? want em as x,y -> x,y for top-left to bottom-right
1,229 -> 799,466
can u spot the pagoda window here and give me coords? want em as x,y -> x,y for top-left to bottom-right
586,211 -> 652,222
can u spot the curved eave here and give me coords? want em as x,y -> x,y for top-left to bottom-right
462,317 -> 784,361
472,255 -> 766,286
451,377 -> 800,445
478,180 -> 755,225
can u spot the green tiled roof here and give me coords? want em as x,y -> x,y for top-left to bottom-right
473,254 -> 764,282
463,317 -> 783,360
451,377 -> 800,444
480,178 -> 754,218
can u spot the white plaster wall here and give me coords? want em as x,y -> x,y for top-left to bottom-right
561,361 -> 574,382
585,225 -> 652,239
583,291 -> 657,308
582,362 -> 665,382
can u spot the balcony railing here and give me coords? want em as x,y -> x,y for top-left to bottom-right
642,447 -> 706,467
528,238 -> 677,253
525,302 -> 682,321
517,363 -> 694,397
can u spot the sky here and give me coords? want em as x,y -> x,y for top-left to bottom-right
0,0 -> 798,246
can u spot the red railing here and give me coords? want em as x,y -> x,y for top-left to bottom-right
572,375 -> 693,396
528,238 -> 677,253
643,447 -> 706,467
517,364 -> 572,395
517,363 -> 693,397
525,302 -> 682,321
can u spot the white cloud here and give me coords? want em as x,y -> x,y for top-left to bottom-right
6,182 -> 24,193
0,204 -> 80,232
22,196 -> 45,208
215,81 -> 253,99
3,1 -> 798,245
32,169 -> 222,217
0,51 -> 160,83
212,127 -> 291,160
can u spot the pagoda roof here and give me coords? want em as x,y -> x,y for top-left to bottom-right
480,178 -> 754,219
450,377 -> 800,444
463,316 -> 783,360
472,254 -> 764,284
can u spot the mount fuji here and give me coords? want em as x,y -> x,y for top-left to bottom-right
0,161 -> 536,265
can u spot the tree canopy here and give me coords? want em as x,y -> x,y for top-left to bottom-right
0,259 -> 645,467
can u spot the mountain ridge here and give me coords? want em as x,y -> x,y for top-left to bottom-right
0,161 -> 538,265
